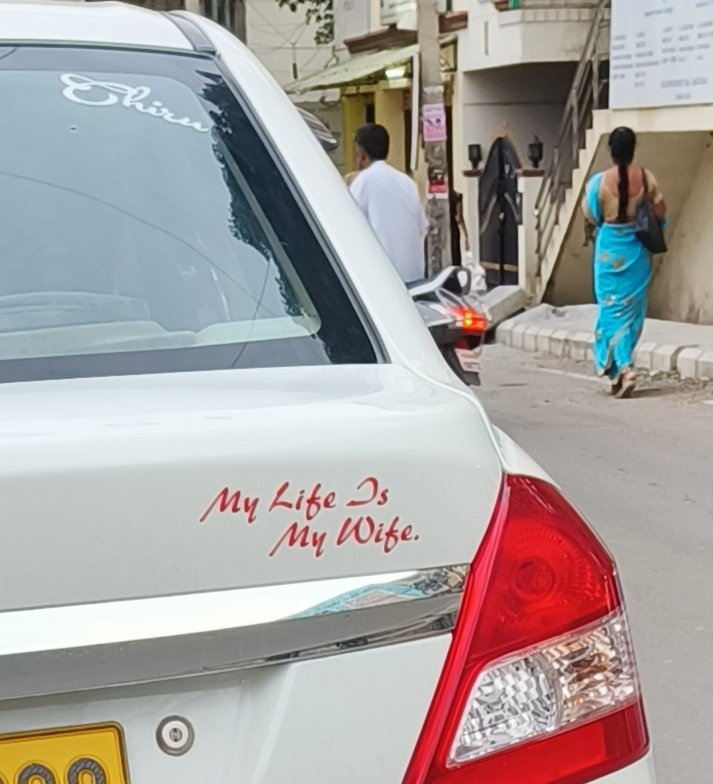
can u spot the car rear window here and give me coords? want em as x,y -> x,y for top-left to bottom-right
0,46 -> 378,382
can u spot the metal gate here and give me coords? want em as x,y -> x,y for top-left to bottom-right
479,137 -> 521,289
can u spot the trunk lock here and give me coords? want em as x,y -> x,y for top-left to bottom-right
156,715 -> 195,756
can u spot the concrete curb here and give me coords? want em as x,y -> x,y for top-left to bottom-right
495,320 -> 713,382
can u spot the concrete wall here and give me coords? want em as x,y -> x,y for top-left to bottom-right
452,0 -> 608,282
454,0 -> 604,72
543,125 -> 712,325
334,0 -> 381,43
375,87 -> 408,171
650,138 -> 713,325
341,94 -> 369,173
380,0 -> 449,30
460,63 -> 576,172
458,64 -> 574,260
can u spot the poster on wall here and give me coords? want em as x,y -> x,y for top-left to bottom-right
422,103 -> 447,143
610,0 -> 713,109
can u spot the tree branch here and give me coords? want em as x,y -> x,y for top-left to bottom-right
276,0 -> 334,45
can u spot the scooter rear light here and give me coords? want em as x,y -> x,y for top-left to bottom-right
449,305 -> 488,334
403,475 -> 649,784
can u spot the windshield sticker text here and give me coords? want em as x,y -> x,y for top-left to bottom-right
60,73 -> 210,134
199,477 -> 420,559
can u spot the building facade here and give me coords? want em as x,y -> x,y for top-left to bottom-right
287,0 -> 601,284
122,0 -> 713,325
288,0 -> 461,183
452,0 -> 605,291
530,0 -> 713,326
243,0 -> 342,163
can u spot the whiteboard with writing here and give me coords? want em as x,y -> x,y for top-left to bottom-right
610,0 -> 713,109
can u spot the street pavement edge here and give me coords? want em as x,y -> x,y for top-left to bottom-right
495,318 -> 713,382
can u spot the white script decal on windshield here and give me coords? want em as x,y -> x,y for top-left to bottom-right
60,73 -> 210,133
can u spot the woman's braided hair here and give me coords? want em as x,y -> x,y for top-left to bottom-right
608,127 -> 637,223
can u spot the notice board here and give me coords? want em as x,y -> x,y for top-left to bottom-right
610,0 -> 713,109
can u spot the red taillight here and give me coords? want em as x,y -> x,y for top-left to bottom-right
450,305 -> 488,334
403,475 -> 649,784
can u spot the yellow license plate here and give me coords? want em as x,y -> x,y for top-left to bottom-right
0,724 -> 128,783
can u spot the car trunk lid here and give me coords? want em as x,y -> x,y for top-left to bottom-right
0,364 -> 501,612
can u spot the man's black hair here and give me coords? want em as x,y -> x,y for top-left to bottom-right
355,124 -> 390,162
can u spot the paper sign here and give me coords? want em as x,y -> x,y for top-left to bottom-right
422,103 -> 447,142
611,0 -> 713,109
427,162 -> 447,195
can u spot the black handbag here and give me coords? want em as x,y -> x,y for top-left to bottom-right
635,168 -> 667,254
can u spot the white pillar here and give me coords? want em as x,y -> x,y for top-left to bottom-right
369,0 -> 381,31
463,171 -> 481,263
451,71 -> 465,198
518,171 -> 544,296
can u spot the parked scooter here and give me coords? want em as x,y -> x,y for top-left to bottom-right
408,267 -> 490,386
300,111 -> 490,384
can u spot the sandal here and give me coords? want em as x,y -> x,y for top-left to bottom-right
616,370 -> 637,399
610,373 -> 623,396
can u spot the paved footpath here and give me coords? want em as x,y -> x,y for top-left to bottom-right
478,344 -> 713,784
497,304 -> 713,381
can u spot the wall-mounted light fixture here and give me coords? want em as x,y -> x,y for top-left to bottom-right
528,136 -> 544,169
468,143 -> 483,171
385,65 -> 407,81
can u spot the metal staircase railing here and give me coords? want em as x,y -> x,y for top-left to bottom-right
533,0 -> 611,276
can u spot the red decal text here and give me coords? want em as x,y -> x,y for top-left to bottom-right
269,482 -> 338,522
199,487 -> 260,525
336,516 -> 417,554
269,522 -> 328,559
347,477 -> 389,508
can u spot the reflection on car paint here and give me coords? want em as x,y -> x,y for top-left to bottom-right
292,565 -> 469,617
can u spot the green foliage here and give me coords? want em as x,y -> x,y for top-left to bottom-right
277,0 -> 334,45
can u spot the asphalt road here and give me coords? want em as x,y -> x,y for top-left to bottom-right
479,344 -> 713,784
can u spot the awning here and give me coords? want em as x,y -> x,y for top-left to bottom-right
286,44 -> 419,95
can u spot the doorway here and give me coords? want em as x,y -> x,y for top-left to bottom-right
479,137 -> 521,289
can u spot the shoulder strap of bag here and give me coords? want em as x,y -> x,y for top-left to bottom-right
641,167 -> 650,197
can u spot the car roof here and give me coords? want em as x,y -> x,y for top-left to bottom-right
0,1 -> 194,51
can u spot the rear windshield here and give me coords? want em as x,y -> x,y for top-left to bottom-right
0,46 -> 377,382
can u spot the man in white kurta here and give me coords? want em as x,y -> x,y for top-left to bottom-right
350,124 -> 427,284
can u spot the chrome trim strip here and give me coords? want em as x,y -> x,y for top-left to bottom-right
0,565 -> 468,702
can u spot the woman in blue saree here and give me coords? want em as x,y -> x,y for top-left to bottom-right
582,127 -> 667,398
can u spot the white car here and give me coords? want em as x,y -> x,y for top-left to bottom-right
0,3 -> 655,783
